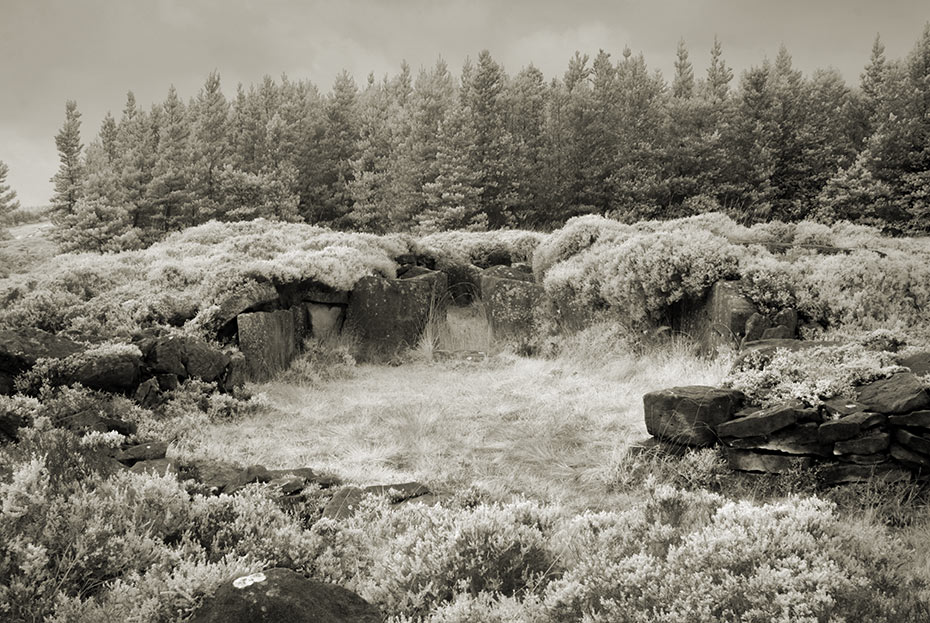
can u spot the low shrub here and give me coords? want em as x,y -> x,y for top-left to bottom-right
416,229 -> 544,271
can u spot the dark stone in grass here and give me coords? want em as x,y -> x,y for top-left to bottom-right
322,482 -> 432,519
833,431 -> 890,456
643,386 -> 745,447
134,377 -> 161,407
888,411 -> 930,429
725,449 -> 813,473
743,313 -> 770,343
116,440 -> 168,465
819,462 -> 910,485
129,458 -> 178,477
893,429 -> 930,456
725,423 -> 832,457
856,373 -> 930,415
322,486 -> 364,520
716,403 -> 799,438
189,567 -> 381,623
0,327 -> 83,380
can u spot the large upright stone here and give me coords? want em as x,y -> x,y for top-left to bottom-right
643,386 -> 745,446
346,273 -> 443,362
481,270 -> 544,345
237,310 -> 297,381
675,281 -> 758,355
189,568 -> 381,623
857,373 -> 930,415
207,281 -> 279,333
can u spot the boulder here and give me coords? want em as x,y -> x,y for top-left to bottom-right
0,328 -> 83,390
68,349 -> 141,391
716,403 -> 799,438
725,448 -> 813,473
209,281 -> 279,332
237,310 -> 298,382
725,423 -> 832,456
129,458 -> 178,477
772,308 -> 799,335
61,411 -> 136,436
346,273 -> 443,361
188,567 -> 381,623
743,313 -> 770,343
643,386 -> 744,446
857,373 -> 930,414
819,463 -> 910,485
760,325 -> 794,340
145,335 -> 232,383
221,351 -> 248,392
888,410 -> 930,429
305,303 -> 344,339
134,378 -> 161,407
893,428 -> 930,456
898,351 -> 930,376
481,272 -> 544,345
833,431 -> 890,455
674,281 -> 757,355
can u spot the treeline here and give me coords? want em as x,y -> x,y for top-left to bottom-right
50,26 -> 930,250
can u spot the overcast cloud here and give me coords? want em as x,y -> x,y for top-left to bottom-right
1,0 -> 927,207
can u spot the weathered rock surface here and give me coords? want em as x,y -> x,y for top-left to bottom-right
743,313 -> 770,343
772,308 -> 798,335
819,462 -> 910,485
725,423 -> 831,456
322,482 -> 432,520
0,328 -> 84,379
541,290 -> 596,334
481,272 -> 543,345
237,310 -> 297,381
300,285 -> 350,306
890,444 -> 930,469
60,411 -> 136,436
306,303 -> 344,339
716,403 -> 798,438
66,349 -> 141,391
834,431 -> 890,456
116,441 -> 168,465
888,411 -> 930,429
643,386 -> 744,446
480,265 -> 535,291
346,273 -> 444,361
898,351 -> 930,376
221,351 -> 248,391
821,397 -> 869,418
760,325 -> 794,340
893,428 -> 930,456
209,281 -> 279,332
189,567 -> 381,623
857,373 -> 930,414
725,448 -> 813,473
819,412 -> 886,443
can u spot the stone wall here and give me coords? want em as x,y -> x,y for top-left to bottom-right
644,368 -> 930,483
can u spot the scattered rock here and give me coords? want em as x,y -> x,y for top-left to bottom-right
68,348 -> 141,391
819,462 -> 910,485
716,403 -> 798,438
0,328 -> 83,385
760,325 -> 794,340
188,567 -> 381,623
834,431 -> 890,455
221,351 -> 248,392
133,377 -> 161,408
322,482 -> 433,519
857,373 -> 930,414
116,441 -> 168,465
725,449 -> 814,473
237,310 -> 298,382
322,486 -> 364,520
643,386 -> 744,447
60,411 -> 136,436
157,373 -> 180,391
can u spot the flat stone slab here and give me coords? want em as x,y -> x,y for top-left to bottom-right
819,412 -> 885,443
888,411 -> 930,429
725,449 -> 813,473
821,397 -> 869,418
893,428 -> 930,456
116,440 -> 168,465
643,386 -> 745,447
725,423 -> 832,457
857,373 -> 930,414
716,403 -> 798,438
833,431 -> 890,455
890,444 -> 930,469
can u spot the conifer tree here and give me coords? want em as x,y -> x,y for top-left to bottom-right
149,85 -> 193,231
190,71 -> 230,222
705,36 -> 733,103
0,160 -> 20,226
50,100 -> 84,220
672,39 -> 695,99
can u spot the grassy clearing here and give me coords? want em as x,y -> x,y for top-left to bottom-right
183,316 -> 731,511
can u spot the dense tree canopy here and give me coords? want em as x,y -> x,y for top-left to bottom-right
52,26 -> 930,250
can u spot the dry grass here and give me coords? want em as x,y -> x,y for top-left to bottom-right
183,317 -> 731,511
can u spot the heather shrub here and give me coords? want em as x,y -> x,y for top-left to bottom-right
724,342 -> 907,406
532,215 -> 632,280
417,229 -> 544,270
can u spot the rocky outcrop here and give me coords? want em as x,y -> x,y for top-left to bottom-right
322,481 -> 433,520
205,281 -> 279,333
189,568 -> 381,623
345,271 -> 446,362
0,328 -> 84,394
643,386 -> 745,447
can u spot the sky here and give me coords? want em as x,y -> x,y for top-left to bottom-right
1,0 -> 928,208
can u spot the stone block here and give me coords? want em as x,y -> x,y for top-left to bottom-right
643,386 -> 744,447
